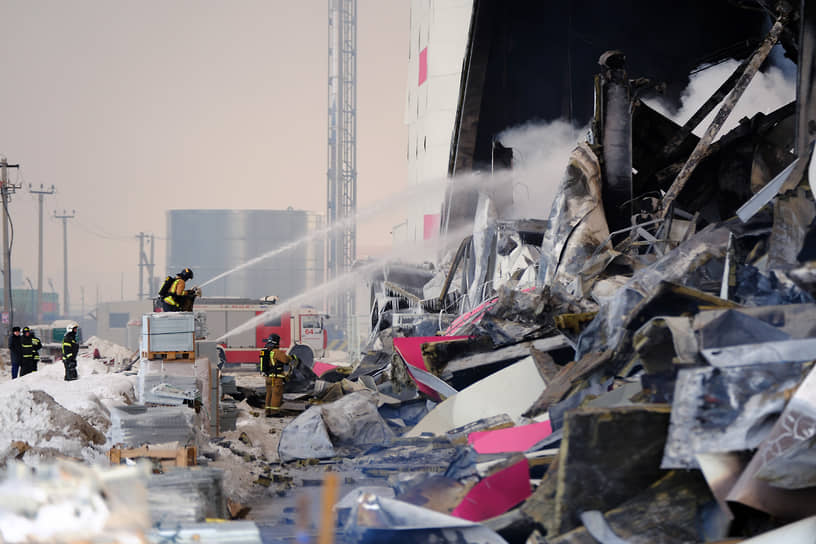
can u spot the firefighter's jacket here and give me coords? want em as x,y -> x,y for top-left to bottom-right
163,277 -> 186,308
21,334 -> 41,364
260,347 -> 293,378
62,331 -> 79,362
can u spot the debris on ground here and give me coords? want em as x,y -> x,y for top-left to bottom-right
3,2 -> 816,542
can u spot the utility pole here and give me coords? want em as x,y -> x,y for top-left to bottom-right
1,157 -> 21,334
29,183 -> 56,323
54,210 -> 75,317
136,232 -> 156,299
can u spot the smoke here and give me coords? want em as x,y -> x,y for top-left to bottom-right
215,222 -> 474,341
198,173 -> 462,289
645,54 -> 796,137
482,53 -> 796,227
496,120 -> 587,220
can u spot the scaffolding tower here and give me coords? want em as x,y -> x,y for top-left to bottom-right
327,0 -> 357,354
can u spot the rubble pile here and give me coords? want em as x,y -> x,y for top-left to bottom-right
3,2 -> 816,543
261,6 -> 816,542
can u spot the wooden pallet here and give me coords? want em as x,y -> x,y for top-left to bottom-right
142,350 -> 195,361
108,445 -> 197,469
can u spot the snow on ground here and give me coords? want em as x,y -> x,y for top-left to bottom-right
0,335 -> 300,509
83,336 -> 138,369
204,394 -> 293,504
0,339 -> 138,467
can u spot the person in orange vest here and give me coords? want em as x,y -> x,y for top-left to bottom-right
259,334 -> 298,417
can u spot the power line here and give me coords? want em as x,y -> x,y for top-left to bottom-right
74,219 -> 132,240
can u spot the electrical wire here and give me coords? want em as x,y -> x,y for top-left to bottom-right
74,219 -> 132,241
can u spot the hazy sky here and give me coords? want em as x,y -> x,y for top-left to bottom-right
0,0 -> 410,314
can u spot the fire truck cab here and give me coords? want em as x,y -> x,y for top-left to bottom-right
192,297 -> 328,367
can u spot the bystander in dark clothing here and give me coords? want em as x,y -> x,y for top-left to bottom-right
8,326 -> 22,379
20,327 -> 41,377
62,322 -> 80,381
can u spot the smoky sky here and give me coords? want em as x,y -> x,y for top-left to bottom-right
0,0 -> 409,312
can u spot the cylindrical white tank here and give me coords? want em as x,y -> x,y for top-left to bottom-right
166,209 -> 324,299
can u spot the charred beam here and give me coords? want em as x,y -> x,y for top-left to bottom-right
658,9 -> 789,223
660,58 -> 750,160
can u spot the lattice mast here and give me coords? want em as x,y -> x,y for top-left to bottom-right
327,0 -> 357,350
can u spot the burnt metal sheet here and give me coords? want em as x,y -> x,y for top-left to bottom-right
575,227 -> 731,360
345,494 -> 509,544
538,142 -> 610,294
737,157 -> 800,222
440,335 -> 569,379
468,193 -> 498,310
695,451 -> 751,521
768,187 -> 816,270
726,445 -> 816,520
753,366 -> 816,489
551,405 -> 671,535
693,304 -> 816,340
701,338 -> 816,367
697,309 -> 790,350
543,470 -> 715,544
662,362 -> 809,469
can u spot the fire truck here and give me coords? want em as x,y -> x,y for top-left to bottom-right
193,297 -> 328,367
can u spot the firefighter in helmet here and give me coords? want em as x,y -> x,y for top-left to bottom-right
20,326 -> 42,377
161,268 -> 198,312
62,321 -> 80,381
259,334 -> 298,417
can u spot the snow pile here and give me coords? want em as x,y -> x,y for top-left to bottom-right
0,389 -> 106,464
0,344 -> 137,466
84,336 -> 138,371
0,459 -> 150,542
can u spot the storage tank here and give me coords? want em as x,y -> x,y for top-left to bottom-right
166,209 -> 324,300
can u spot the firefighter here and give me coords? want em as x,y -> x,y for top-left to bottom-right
20,327 -> 42,377
62,321 -> 80,381
161,268 -> 197,312
8,326 -> 22,379
259,334 -> 298,417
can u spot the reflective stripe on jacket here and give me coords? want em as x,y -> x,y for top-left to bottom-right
62,332 -> 79,360
21,336 -> 41,359
163,278 -> 185,306
260,348 -> 289,377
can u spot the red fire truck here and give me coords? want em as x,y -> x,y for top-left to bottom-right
189,297 -> 327,367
